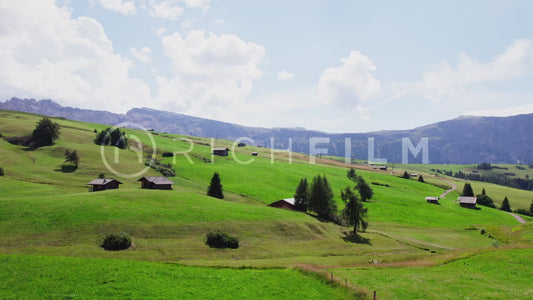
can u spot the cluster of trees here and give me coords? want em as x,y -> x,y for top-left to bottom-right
4,117 -> 61,148
94,128 -> 128,149
145,158 -> 175,177
461,183 -> 528,213
294,168 -> 371,234
455,171 -> 533,191
401,171 -> 425,183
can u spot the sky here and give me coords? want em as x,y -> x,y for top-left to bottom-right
1,0 -> 533,133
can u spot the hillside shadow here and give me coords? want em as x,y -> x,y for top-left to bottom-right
55,164 -> 77,173
342,231 -> 371,245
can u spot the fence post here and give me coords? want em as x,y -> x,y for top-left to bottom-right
373,290 -> 377,300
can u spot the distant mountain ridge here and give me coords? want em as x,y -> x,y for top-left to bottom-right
1,97 -> 532,164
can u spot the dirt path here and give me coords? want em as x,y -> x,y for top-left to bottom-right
439,181 -> 457,198
507,212 -> 527,224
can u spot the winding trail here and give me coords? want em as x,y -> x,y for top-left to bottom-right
507,212 -> 527,224
439,181 -> 457,198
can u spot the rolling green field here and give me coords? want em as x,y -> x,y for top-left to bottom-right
1,109 -> 532,299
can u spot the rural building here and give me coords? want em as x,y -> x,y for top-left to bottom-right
138,176 -> 174,190
269,198 -> 296,210
87,178 -> 122,192
251,152 -> 258,156
237,142 -> 246,147
212,148 -> 229,156
458,196 -> 477,209
425,196 -> 439,204
379,166 -> 388,170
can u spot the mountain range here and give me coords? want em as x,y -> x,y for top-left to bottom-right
1,97 -> 532,164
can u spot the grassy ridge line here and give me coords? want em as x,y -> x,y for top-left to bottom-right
0,254 -> 352,299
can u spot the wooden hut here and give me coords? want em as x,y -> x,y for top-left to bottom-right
458,196 -> 477,209
269,198 -> 296,210
212,148 -> 229,156
87,178 -> 122,192
138,176 -> 174,190
425,196 -> 439,204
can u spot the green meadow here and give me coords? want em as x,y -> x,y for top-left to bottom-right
1,110 -> 532,299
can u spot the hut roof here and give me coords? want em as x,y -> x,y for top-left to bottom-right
137,176 -> 174,185
425,197 -> 439,201
458,196 -> 477,204
87,178 -> 123,185
212,147 -> 230,151
280,198 -> 295,205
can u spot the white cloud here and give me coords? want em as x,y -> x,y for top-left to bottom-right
156,30 -> 265,117
147,0 -> 211,20
419,39 -> 533,102
0,0 -> 151,112
130,46 -> 152,63
318,51 -> 381,108
149,0 -> 184,20
277,70 -> 294,80
96,0 -> 136,15
153,27 -> 167,37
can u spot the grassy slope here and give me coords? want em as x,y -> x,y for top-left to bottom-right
0,255 -> 351,299
1,110 -> 532,298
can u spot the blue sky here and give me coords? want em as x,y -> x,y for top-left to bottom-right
1,1 -> 533,132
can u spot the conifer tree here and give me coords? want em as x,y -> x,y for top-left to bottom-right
418,174 -> 425,183
356,176 -> 373,202
401,171 -> 410,179
294,178 -> 309,212
308,175 -> 336,219
501,196 -> 511,212
341,186 -> 368,234
462,183 -> 474,197
207,172 -> 224,199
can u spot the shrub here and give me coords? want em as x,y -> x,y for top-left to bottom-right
480,228 -> 486,235
206,230 -> 239,249
514,208 -> 531,216
162,152 -> 174,157
101,233 -> 132,251
0,166 -> 4,176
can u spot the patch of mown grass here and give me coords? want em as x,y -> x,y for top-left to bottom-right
334,248 -> 533,299
0,255 -> 353,299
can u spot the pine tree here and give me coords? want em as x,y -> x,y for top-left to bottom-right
418,174 -> 425,183
401,171 -> 410,179
308,175 -> 337,219
356,176 -> 373,202
476,188 -> 495,208
530,200 -> 533,216
207,172 -> 224,199
32,117 -> 60,147
294,178 -> 309,212
501,196 -> 511,212
462,183 -> 474,197
341,186 -> 368,234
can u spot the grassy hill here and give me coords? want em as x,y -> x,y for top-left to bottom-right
1,109 -> 532,298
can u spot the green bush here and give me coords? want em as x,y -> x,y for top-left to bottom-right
206,230 -> 239,249
480,228 -> 486,235
101,233 -> 132,251
514,208 -> 531,216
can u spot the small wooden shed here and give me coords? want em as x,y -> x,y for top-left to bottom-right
269,198 -> 296,210
138,176 -> 174,190
87,178 -> 122,192
251,152 -> 258,156
425,196 -> 439,204
458,196 -> 477,209
237,142 -> 246,147
212,148 -> 229,156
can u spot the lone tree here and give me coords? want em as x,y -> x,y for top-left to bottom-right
401,171 -> 410,179
207,172 -> 224,199
341,186 -> 368,234
64,150 -> 80,168
418,174 -> 425,183
530,199 -> 533,216
294,178 -> 309,212
355,176 -> 373,202
462,183 -> 474,197
308,175 -> 336,219
501,196 -> 511,212
32,117 -> 60,147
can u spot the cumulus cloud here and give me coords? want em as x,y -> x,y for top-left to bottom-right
277,70 -> 295,80
96,0 -> 136,15
130,46 -> 152,63
156,30 -> 265,116
0,0 -> 151,112
148,0 -> 211,20
318,51 -> 381,107
419,39 -> 533,102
